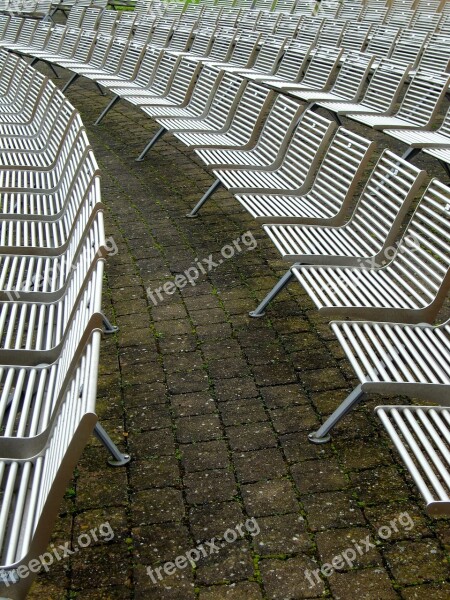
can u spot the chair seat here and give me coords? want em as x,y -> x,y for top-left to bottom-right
383,129 -> 450,148
376,405 -> 450,516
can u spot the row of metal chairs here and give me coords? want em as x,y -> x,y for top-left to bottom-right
0,50 -> 129,598
37,2 -> 450,72
3,8 -> 448,167
1,7 -> 448,88
61,1 -> 450,38
0,0 -> 53,19
29,18 -> 450,514
14,2 -> 450,516
45,0 -> 450,44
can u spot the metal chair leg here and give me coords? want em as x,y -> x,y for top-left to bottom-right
402,147 -> 421,161
185,179 -> 222,218
95,82 -> 105,96
102,313 -> 119,335
308,385 -> 365,444
62,72 -> 79,93
249,268 -> 295,317
94,95 -> 121,125
135,127 -> 167,161
94,423 -> 130,467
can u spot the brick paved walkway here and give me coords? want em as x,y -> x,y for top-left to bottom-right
27,65 -> 449,600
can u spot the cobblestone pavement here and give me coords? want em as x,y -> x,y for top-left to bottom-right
26,63 -> 449,600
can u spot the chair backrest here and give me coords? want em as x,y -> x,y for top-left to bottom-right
360,58 -> 411,113
417,0 -> 441,11
340,21 -> 372,53
57,27 -> 82,60
226,31 -> 261,67
328,52 -> 375,101
132,46 -> 163,88
28,20 -> 52,51
277,110 -> 336,190
301,127 -> 376,222
389,28 -> 429,68
239,8 -> 261,31
139,50 -> 180,95
66,6 -> 85,29
337,1 -> 362,20
275,13 -> 302,36
112,41 -> 145,82
316,18 -> 347,47
100,35 -> 129,75
167,25 -> 195,52
115,11 -> 137,39
273,0 -> 297,13
12,18 -> 38,47
317,1 -> 340,19
219,81 -> 273,140
256,11 -> 281,36
292,0 -> 317,16
411,11 -> 442,33
198,6 -> 222,29
366,24 -> 399,58
201,71 -> 247,128
295,15 -> 322,46
97,9 -> 119,36
205,27 -> 238,62
0,15 -> 10,41
360,5 -> 388,23
1,17 -> 23,44
0,52 -> 21,94
254,0 -> 275,9
180,65 -> 225,117
415,33 -> 450,72
396,70 -> 450,127
86,33 -> 113,69
250,35 -> 288,74
132,15 -> 155,46
271,40 -> 311,82
386,7 -> 414,28
436,105 -> 450,138
67,29 -> 97,64
162,57 -> 202,106
80,7 -> 102,31
149,16 -> 175,48
42,24 -> 66,55
300,45 -> 343,89
217,7 -> 241,28
342,150 -> 426,259
187,26 -> 216,57
386,178 -> 450,318
135,0 -> 152,16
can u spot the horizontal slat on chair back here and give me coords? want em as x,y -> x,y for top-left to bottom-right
360,58 -> 411,113
306,127 -> 375,219
396,71 -> 450,127
388,179 -> 450,307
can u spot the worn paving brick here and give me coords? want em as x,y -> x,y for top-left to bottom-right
184,469 -> 237,505
384,539 -> 449,585
328,568 -> 398,600
241,479 -> 299,517
260,556 -> 326,599
253,513 -> 313,556
302,491 -> 366,531
234,448 -> 288,483
198,581 -> 263,600
291,459 -> 348,495
189,501 -> 246,541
